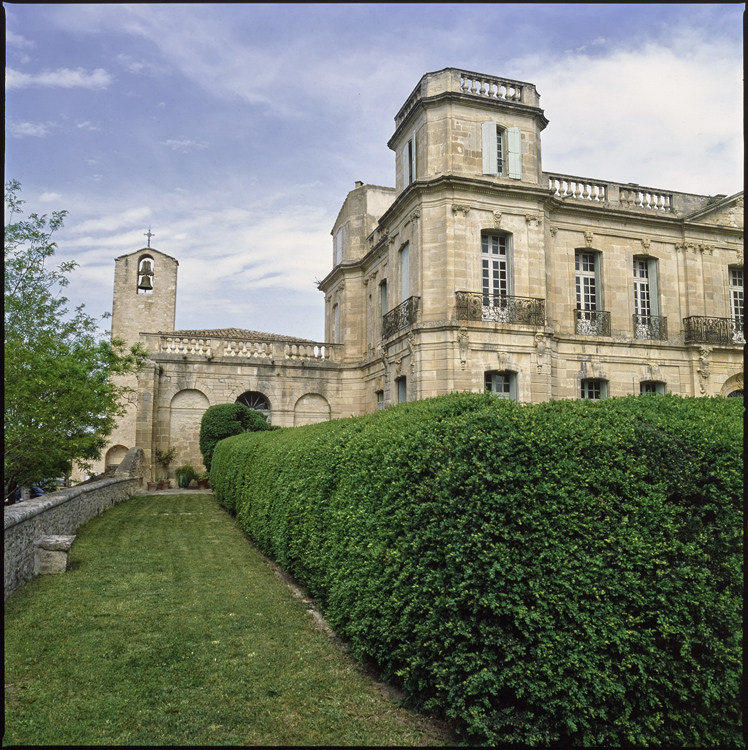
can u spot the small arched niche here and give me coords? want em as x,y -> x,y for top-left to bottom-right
236,391 -> 271,423
137,254 -> 155,295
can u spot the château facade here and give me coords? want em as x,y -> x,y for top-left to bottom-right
96,68 -> 744,481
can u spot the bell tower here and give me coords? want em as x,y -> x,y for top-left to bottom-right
111,246 -> 178,348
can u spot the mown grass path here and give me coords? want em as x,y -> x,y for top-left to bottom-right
4,493 -> 454,746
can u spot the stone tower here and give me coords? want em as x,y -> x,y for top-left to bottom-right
104,247 -> 179,474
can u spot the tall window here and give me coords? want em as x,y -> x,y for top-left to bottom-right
580,379 -> 607,400
481,122 -> 521,179
403,132 -> 416,187
335,228 -> 343,265
376,391 -> 384,411
633,257 -> 661,339
481,234 -> 512,322
729,266 -> 744,342
380,280 -> 388,316
575,251 -> 604,335
397,377 -> 407,403
485,370 -> 516,401
400,244 -> 410,302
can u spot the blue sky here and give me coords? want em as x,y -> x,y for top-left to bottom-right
5,3 -> 744,341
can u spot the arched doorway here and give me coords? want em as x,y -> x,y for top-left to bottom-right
169,389 -> 210,468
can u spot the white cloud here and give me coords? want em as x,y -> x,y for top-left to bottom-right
8,121 -> 53,138
39,192 -> 63,203
6,30 -> 35,48
160,139 -> 209,153
77,121 -> 99,131
6,67 -> 111,90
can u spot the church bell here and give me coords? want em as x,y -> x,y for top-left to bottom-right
137,274 -> 153,291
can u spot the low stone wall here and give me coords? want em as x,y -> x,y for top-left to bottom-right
4,447 -> 145,599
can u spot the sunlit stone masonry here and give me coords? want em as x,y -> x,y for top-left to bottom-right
94,68 -> 744,482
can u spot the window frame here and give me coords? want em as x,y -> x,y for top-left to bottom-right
640,381 -> 666,395
485,370 -> 517,401
580,378 -> 607,400
397,376 -> 407,404
481,122 -> 521,179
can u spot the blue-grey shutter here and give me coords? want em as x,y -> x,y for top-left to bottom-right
482,121 -> 497,175
400,243 -> 410,302
647,258 -> 659,317
411,131 -> 416,182
507,127 -> 522,179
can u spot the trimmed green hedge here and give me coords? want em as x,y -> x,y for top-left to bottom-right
212,394 -> 743,746
199,402 -> 268,470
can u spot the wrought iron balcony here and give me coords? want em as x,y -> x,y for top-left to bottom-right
575,309 -> 611,336
633,314 -> 668,341
683,316 -> 745,346
382,296 -> 420,338
455,292 -> 545,326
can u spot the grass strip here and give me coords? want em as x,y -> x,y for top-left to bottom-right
4,493 -> 454,746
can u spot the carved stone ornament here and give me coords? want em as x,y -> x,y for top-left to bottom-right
497,351 -> 507,372
493,211 -> 502,228
409,209 -> 421,224
646,362 -> 662,381
534,332 -> 546,356
549,225 -> 559,237
407,332 -> 417,373
697,346 -> 712,394
525,214 -> 541,228
395,358 -> 403,377
641,238 -> 651,253
737,249 -> 744,266
698,244 -> 714,255
457,327 -> 469,370
452,204 -> 470,216
584,231 -> 594,248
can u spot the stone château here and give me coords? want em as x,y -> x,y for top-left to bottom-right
95,68 -> 744,480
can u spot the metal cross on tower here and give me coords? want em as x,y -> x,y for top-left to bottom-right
144,227 -> 155,248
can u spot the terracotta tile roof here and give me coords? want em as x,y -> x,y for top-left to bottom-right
163,328 -> 321,344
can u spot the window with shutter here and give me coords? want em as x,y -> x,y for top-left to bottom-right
507,127 -> 522,179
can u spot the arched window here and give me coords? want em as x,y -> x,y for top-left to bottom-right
236,391 -> 271,422
137,255 -> 154,295
727,390 -> 743,398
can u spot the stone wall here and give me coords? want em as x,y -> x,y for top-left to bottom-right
4,448 -> 145,599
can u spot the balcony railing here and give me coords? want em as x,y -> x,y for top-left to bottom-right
455,292 -> 545,326
575,309 -> 611,337
684,316 -> 745,346
633,314 -> 668,341
382,296 -> 420,338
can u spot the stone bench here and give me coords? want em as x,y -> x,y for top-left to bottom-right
34,535 -> 76,575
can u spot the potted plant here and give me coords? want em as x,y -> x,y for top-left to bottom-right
175,464 -> 196,489
154,447 -> 177,490
196,470 -> 210,489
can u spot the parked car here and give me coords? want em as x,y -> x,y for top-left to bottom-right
5,486 -> 45,504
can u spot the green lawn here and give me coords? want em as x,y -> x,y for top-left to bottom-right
4,494 -> 454,746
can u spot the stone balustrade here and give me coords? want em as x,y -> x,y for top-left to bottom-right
394,68 -> 539,128
153,334 -> 336,362
160,337 -> 213,355
547,172 -> 676,212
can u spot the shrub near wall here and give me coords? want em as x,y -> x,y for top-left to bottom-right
211,394 -> 743,747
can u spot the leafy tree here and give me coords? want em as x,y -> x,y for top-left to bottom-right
199,402 -> 268,471
4,180 -> 148,500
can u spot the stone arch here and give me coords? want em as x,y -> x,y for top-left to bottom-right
720,371 -> 744,397
235,391 -> 271,422
168,388 -> 210,470
293,393 -> 331,426
105,444 -> 129,467
160,378 -> 219,408
137,254 -> 154,294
